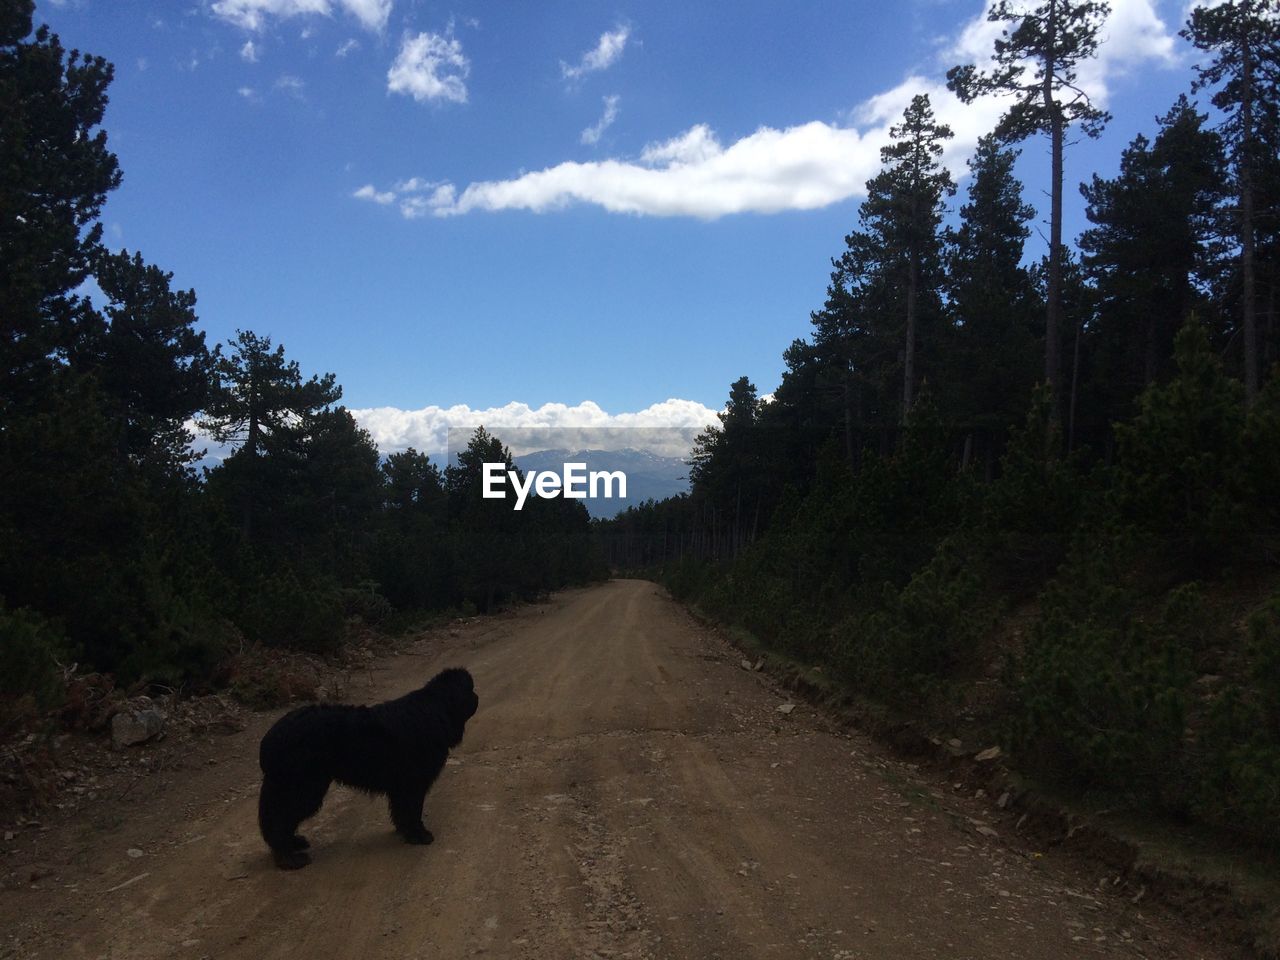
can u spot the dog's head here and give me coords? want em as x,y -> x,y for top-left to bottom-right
426,667 -> 479,747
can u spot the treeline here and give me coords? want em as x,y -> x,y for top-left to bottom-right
0,2 -> 602,710
600,0 -> 1280,845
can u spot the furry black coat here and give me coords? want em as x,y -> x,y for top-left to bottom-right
258,667 -> 479,869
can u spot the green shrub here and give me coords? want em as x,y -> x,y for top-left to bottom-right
0,602 -> 70,716
1111,322 -> 1250,572
235,568 -> 345,653
1012,567 -> 1198,796
340,580 -> 394,626
1194,598 -> 1280,843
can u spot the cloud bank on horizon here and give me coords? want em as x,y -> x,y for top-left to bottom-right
351,398 -> 719,458
353,0 -> 1178,221
190,398 -> 721,465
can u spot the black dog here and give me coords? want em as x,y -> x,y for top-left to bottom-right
257,667 -> 479,869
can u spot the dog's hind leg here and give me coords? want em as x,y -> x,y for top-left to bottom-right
388,783 -> 434,845
259,773 -> 329,869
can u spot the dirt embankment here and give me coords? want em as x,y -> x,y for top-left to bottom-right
0,580 -> 1240,959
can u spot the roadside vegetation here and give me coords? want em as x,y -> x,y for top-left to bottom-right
597,1 -> 1280,849
0,2 -> 604,738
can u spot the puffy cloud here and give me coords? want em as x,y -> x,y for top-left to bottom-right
948,0 -> 1177,96
364,0 -> 1178,221
211,0 -> 391,32
416,121 -> 896,220
387,31 -> 469,104
240,39 -> 259,62
581,94 -> 621,146
350,399 -> 720,457
340,0 -> 391,31
639,124 -> 723,166
336,38 -> 360,57
353,184 -> 395,204
561,26 -> 630,82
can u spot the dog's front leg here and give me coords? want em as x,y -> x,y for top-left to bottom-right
388,784 -> 433,845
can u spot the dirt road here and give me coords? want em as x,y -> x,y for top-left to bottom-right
1,580 -> 1233,959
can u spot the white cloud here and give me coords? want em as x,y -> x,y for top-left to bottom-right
1088,0 -> 1178,78
238,85 -> 260,101
353,184 -> 396,205
399,121 -> 901,220
210,0 -> 391,33
336,37 -> 360,57
350,399 -> 720,457
358,0 -> 1177,221
581,94 -> 621,146
240,39 -> 259,62
387,31 -> 469,104
395,176 -> 445,192
639,124 -> 723,166
340,0 -> 390,31
561,26 -> 630,82
275,74 -> 306,97
398,183 -> 457,219
947,0 -> 1177,96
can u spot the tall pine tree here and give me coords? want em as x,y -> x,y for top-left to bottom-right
200,329 -> 341,539
1182,0 -> 1280,402
945,134 -> 1039,470
0,0 -> 120,403
1079,96 -> 1227,420
837,93 -> 955,425
947,0 -> 1110,417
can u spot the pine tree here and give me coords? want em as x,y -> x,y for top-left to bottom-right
1182,0 -> 1280,402
945,134 -> 1038,469
384,448 -> 445,514
837,93 -> 955,424
690,376 -> 764,555
200,329 -> 341,538
0,0 -> 120,402
1079,96 -> 1227,417
72,250 -> 211,480
947,0 -> 1110,416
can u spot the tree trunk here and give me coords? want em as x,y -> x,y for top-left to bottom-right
1241,32 -> 1258,404
1045,0 -> 1063,420
243,373 -> 259,540
842,376 -> 855,467
1068,310 -> 1082,452
904,253 -> 918,422
1144,312 -> 1156,386
1046,117 -> 1064,418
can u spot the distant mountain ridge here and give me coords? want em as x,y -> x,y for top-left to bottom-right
512,447 -> 690,518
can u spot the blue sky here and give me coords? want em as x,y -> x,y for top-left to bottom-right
37,0 -> 1205,454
